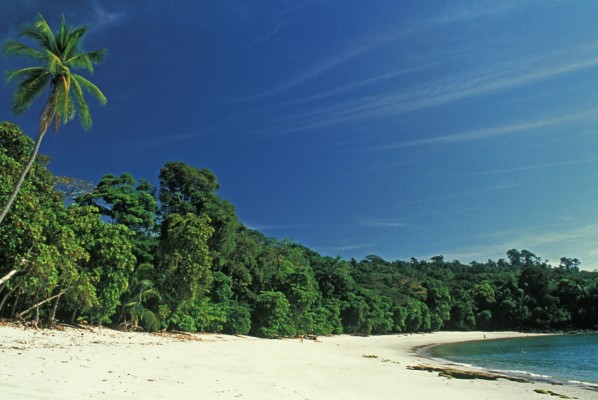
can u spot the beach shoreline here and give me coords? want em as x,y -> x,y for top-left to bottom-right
0,324 -> 595,399
414,333 -> 598,393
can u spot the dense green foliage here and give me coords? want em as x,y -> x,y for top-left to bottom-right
1,122 -> 597,335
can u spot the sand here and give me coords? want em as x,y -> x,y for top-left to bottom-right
0,324 -> 595,399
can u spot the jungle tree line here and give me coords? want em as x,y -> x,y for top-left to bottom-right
1,122 -> 597,335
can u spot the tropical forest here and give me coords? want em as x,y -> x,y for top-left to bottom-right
1,120 -> 598,335
1,15 -> 597,337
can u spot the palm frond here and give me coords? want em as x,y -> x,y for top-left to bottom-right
33,14 -> 57,53
3,41 -> 45,59
84,49 -> 107,64
70,77 -> 92,130
68,49 -> 108,73
18,14 -> 57,53
139,309 -> 160,332
72,74 -> 107,105
69,55 -> 94,73
140,286 -> 162,302
46,50 -> 65,75
5,67 -> 47,83
54,76 -> 76,126
6,13 -> 106,135
18,25 -> 50,50
11,71 -> 51,114
63,26 -> 88,59
55,15 -> 68,53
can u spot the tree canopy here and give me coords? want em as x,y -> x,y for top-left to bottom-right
1,122 -> 597,334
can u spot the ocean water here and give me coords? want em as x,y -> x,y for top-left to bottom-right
426,333 -> 598,387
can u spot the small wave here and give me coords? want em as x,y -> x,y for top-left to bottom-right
502,370 -> 553,380
568,380 -> 598,388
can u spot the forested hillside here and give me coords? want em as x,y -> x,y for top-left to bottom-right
1,122 -> 597,336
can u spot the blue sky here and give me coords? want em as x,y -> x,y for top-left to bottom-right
3,1 -> 598,270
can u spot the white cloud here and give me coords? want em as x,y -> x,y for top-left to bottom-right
88,0 -> 126,31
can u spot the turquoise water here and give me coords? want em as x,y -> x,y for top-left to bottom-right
427,334 -> 598,387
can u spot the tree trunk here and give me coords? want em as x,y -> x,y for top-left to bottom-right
49,292 -> 62,325
0,270 -> 29,313
17,290 -> 66,320
0,269 -> 17,286
0,128 -> 47,225
11,294 -> 21,318
0,292 -> 9,314
34,302 -> 40,329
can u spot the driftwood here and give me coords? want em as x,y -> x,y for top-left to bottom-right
407,364 -> 528,383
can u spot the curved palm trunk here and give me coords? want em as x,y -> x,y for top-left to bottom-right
0,128 -> 47,225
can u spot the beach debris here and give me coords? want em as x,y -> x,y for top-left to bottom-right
407,364 -> 528,382
533,388 -> 572,398
299,334 -> 320,342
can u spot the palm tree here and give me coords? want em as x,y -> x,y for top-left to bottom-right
0,13 -> 107,225
120,264 -> 162,332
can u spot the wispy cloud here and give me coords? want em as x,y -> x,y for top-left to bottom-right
241,39 -> 388,100
434,223 -> 598,269
315,243 -> 374,254
247,22 -> 282,51
136,132 -> 201,151
234,40 -> 598,143
455,158 -> 598,177
430,1 -> 521,24
89,1 -> 126,30
239,0 -> 317,69
2,1 -> 123,37
357,217 -> 408,228
242,2 -> 520,100
370,108 -> 598,150
244,0 -> 315,51
288,66 -> 428,106
278,0 -> 317,17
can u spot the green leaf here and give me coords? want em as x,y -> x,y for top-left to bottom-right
72,74 -> 107,105
3,41 -> 45,59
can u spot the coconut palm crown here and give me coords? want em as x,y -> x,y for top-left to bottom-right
0,14 -> 107,225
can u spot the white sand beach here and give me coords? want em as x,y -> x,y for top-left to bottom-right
0,324 -> 594,399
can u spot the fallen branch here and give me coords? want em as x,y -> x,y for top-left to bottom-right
17,290 -> 67,320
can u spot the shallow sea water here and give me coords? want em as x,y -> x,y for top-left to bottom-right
427,333 -> 598,386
